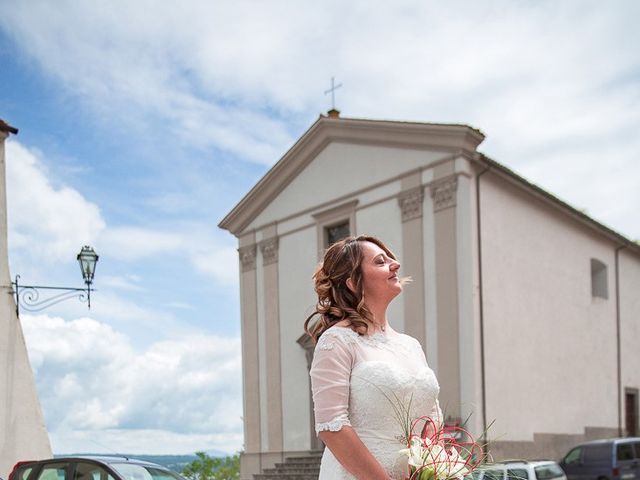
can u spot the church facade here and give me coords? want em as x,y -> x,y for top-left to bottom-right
0,122 -> 52,478
219,113 -> 640,479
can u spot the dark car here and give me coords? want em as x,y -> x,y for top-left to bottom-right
559,438 -> 640,480
8,457 -> 187,480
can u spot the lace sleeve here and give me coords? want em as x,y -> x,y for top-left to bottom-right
310,329 -> 354,434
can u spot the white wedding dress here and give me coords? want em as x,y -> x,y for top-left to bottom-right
310,326 -> 442,480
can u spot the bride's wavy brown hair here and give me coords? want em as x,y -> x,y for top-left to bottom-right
304,235 -> 401,343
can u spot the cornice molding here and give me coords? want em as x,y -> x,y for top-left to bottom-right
218,116 -> 485,236
238,244 -> 257,272
398,187 -> 424,222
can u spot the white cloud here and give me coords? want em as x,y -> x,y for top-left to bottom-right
99,275 -> 145,292
99,226 -> 239,287
162,302 -> 195,310
100,227 -> 185,261
6,139 -> 239,287
22,314 -> 243,454
186,232 -> 239,287
0,1 -> 298,165
1,0 -> 639,238
2,0 -> 638,458
6,141 -> 106,263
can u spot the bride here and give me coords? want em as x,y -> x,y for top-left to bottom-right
305,235 -> 442,480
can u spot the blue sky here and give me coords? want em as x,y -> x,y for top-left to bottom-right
1,0 -> 639,455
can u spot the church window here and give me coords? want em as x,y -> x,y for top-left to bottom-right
590,258 -> 608,299
312,200 -> 358,258
325,221 -> 350,247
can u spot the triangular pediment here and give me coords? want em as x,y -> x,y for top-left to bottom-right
218,115 -> 485,237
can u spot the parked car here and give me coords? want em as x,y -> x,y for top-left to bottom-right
8,456 -> 187,480
471,460 -> 567,480
559,437 -> 640,480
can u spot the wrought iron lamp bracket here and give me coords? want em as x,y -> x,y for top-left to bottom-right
11,274 -> 95,317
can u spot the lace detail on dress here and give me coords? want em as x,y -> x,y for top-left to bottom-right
316,327 -> 358,350
313,328 -> 440,480
315,413 -> 351,433
323,362 -> 439,479
317,326 -> 414,353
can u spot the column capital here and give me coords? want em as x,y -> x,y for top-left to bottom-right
260,237 -> 279,266
398,186 -> 424,222
238,244 -> 257,272
430,176 -> 458,212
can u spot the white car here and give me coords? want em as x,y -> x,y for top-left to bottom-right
471,460 -> 568,480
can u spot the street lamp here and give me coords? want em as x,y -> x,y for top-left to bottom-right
12,245 -> 99,316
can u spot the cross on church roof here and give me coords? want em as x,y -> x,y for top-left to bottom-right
324,76 -> 342,111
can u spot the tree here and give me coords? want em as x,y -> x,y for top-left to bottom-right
182,452 -> 239,480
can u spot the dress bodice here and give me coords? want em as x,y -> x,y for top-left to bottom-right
310,326 -> 441,479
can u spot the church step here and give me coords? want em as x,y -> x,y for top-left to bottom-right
253,473 -> 319,480
252,452 -> 322,480
254,473 -> 319,480
262,465 -> 320,474
280,457 -> 322,465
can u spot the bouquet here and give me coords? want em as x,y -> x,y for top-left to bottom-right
399,416 -> 487,480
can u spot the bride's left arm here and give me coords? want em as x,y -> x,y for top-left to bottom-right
310,331 -> 393,478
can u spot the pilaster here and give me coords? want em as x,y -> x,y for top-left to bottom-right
238,244 -> 257,272
454,163 -> 482,435
430,163 -> 461,421
398,172 -> 427,348
431,177 -> 458,212
237,234 -> 261,456
259,227 -> 283,454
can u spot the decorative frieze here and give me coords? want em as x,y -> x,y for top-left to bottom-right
398,187 -> 424,222
260,237 -> 279,266
430,177 -> 458,212
238,244 -> 257,272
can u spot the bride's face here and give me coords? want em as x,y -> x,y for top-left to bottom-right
359,241 -> 402,302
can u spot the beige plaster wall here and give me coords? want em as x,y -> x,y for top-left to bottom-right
278,227 -> 318,451
237,140 -> 477,476
480,171 -> 619,443
455,170 -> 485,436
355,197 -> 405,332
255,245 -> 269,450
0,134 -> 52,477
423,179 -> 439,370
0,296 -> 53,477
249,143 -> 447,231
619,249 -> 640,432
274,188 -> 411,452
249,150 -> 439,458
